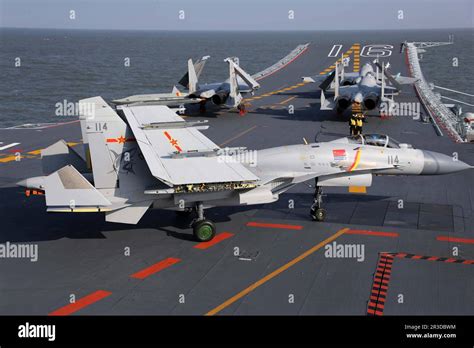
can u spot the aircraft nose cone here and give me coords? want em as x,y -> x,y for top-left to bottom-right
16,179 -> 28,188
421,150 -> 472,175
353,92 -> 363,104
16,176 -> 45,189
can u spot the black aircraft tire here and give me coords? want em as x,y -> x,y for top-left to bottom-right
311,208 -> 326,222
193,220 -> 216,242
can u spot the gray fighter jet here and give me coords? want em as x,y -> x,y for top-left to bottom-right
304,61 -> 416,113
113,56 -> 260,112
17,97 -> 471,242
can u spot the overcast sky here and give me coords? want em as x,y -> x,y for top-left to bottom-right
0,0 -> 472,31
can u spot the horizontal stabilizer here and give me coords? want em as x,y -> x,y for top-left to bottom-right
320,90 -> 335,110
105,200 -> 153,224
44,165 -> 111,207
41,140 -> 87,175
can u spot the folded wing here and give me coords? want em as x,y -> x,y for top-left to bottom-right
119,104 -> 259,187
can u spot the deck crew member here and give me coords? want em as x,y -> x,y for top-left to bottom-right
355,113 -> 364,135
349,113 -> 357,135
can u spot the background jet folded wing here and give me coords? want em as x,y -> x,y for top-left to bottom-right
120,104 -> 259,186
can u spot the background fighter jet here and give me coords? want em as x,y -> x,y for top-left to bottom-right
113,56 -> 260,112
304,61 -> 416,113
112,56 -> 210,107
17,97 -> 471,242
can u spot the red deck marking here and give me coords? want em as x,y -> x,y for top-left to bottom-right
390,252 -> 474,265
367,253 -> 394,316
194,232 -> 234,250
48,290 -> 111,316
346,229 -> 399,238
246,222 -> 303,230
130,257 -> 181,279
436,236 -> 474,244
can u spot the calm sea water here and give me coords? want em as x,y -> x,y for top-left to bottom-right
0,28 -> 472,127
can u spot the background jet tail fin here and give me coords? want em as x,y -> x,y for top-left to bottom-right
193,55 -> 209,80
318,71 -> 336,90
44,165 -> 111,208
41,140 -> 87,175
225,57 -> 260,91
187,58 -> 198,94
375,61 -> 404,90
178,56 -> 209,92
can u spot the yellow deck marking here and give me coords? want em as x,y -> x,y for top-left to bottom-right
205,228 -> 349,316
353,43 -> 361,72
279,96 -> 296,105
0,141 -> 81,163
219,125 -> 258,147
349,186 -> 367,194
0,156 -> 17,163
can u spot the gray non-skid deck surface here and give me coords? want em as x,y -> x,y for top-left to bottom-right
0,40 -> 473,315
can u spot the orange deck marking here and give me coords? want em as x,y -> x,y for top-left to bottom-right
194,232 -> 234,250
130,257 -> 181,279
346,229 -> 399,238
436,236 -> 474,244
206,228 -> 349,315
246,222 -> 303,230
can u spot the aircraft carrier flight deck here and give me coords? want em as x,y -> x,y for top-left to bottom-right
1,39 -> 473,316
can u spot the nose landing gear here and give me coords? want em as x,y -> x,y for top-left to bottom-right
310,184 -> 326,222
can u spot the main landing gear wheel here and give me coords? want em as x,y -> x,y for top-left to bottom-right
192,220 -> 216,242
310,181 -> 326,222
191,201 -> 216,242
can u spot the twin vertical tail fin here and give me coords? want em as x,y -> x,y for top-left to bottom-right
178,56 -> 210,94
224,57 -> 260,108
78,96 -> 129,189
